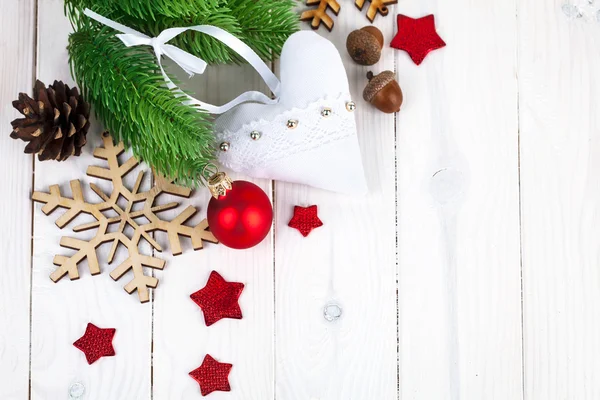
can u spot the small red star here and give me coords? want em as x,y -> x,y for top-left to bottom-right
391,14 -> 446,65
73,323 -> 116,365
288,205 -> 323,237
190,271 -> 244,327
189,354 -> 232,396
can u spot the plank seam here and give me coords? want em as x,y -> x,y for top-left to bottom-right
151,173 -> 155,400
392,2 -> 401,397
271,57 -> 277,400
28,0 -> 39,397
271,178 -> 277,400
513,0 -> 526,398
515,0 -> 526,397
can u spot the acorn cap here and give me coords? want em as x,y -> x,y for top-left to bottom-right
363,71 -> 396,102
361,26 -> 384,48
346,27 -> 383,66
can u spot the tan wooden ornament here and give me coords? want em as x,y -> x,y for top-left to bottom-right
32,132 -> 218,303
355,0 -> 398,23
300,0 -> 341,32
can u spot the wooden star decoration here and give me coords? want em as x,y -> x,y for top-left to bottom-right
73,323 -> 116,365
189,354 -> 233,396
288,205 -> 324,237
391,14 -> 446,65
190,271 -> 245,326
355,0 -> 398,23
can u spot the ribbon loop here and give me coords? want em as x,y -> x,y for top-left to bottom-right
84,8 -> 281,114
116,33 -> 152,47
162,45 -> 208,76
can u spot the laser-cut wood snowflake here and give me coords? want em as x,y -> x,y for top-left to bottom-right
32,132 -> 218,303
300,0 -> 341,31
355,0 -> 397,22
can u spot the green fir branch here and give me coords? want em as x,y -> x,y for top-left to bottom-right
228,0 -> 299,61
67,0 -> 222,21
68,25 -> 216,186
65,0 -> 299,64
63,0 -> 299,187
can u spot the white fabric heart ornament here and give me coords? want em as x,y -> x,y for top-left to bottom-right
83,11 -> 367,194
214,32 -> 368,195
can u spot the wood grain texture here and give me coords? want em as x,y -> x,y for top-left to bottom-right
31,0 -> 151,398
518,1 -> 600,398
0,0 -> 35,399
275,5 -> 398,399
151,64 -> 275,400
395,1 -> 523,399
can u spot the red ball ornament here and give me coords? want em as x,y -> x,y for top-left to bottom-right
207,179 -> 273,249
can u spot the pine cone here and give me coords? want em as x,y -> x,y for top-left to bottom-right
10,80 -> 90,161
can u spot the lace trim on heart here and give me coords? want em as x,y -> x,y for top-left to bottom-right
216,93 -> 357,174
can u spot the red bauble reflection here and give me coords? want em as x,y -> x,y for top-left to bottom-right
207,181 -> 273,249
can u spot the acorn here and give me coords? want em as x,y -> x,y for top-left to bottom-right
363,71 -> 403,113
346,26 -> 384,66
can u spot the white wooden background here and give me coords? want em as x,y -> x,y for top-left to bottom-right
1,0 -> 599,399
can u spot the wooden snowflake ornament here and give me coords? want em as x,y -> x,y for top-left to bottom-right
355,0 -> 397,22
32,132 -> 218,303
300,0 -> 341,31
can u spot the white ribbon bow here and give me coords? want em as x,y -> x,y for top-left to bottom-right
117,29 -> 209,77
84,9 -> 281,114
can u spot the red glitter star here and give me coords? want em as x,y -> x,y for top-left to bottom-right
288,205 -> 323,237
73,323 -> 116,365
190,271 -> 244,327
391,14 -> 446,65
189,354 -> 233,396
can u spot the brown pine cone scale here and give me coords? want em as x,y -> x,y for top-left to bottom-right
10,80 -> 90,161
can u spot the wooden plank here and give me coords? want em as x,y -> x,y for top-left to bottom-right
274,6 -> 398,399
518,1 -> 600,398
0,0 -> 35,398
151,65 -> 274,399
395,2 -> 523,399
30,0 -> 151,398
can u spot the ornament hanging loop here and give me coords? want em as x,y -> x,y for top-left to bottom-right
201,163 -> 233,199
201,163 -> 219,181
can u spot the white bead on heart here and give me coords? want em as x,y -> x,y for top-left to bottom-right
225,100 -> 358,151
220,100 -> 357,151
287,119 -> 299,129
250,130 -> 261,140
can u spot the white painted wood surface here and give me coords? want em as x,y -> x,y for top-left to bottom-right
31,1 -> 151,399
2,0 -> 600,398
0,1 -> 34,399
519,0 -> 600,399
274,4 -> 398,400
152,66 -> 274,400
396,2 -> 523,399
